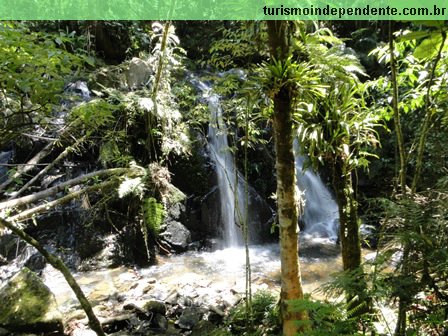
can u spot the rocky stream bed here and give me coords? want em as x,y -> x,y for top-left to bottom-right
0,241 -> 342,336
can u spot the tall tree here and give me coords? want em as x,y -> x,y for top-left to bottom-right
266,21 -> 308,336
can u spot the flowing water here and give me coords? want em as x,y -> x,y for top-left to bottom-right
195,78 -> 251,247
206,90 -> 245,246
294,140 -> 339,242
43,243 -> 342,314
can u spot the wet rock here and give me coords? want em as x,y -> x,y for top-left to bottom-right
0,234 -> 25,261
0,327 -> 10,336
177,307 -> 204,330
190,320 -> 216,336
143,300 -> 167,315
152,313 -> 168,330
200,187 -> 222,238
65,81 -> 90,101
222,292 -> 242,308
360,224 -> 379,248
166,202 -> 186,222
101,314 -> 133,333
0,268 -> 63,333
0,150 -> 13,184
159,221 -> 191,253
23,251 -> 46,273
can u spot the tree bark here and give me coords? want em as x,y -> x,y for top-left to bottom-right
333,164 -> 361,273
267,21 -> 307,336
332,159 -> 370,316
388,21 -> 407,196
0,217 -> 106,336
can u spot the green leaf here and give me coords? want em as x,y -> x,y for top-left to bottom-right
413,33 -> 444,59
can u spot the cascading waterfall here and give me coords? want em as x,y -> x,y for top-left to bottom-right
294,140 -> 339,241
196,80 -> 246,247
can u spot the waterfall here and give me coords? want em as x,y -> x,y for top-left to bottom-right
195,80 -> 246,247
294,140 -> 339,241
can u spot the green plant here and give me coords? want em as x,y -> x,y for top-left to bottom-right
142,197 -> 165,236
0,21 -> 85,147
291,297 -> 360,336
226,290 -> 280,336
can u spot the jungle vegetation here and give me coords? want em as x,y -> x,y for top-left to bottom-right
0,20 -> 448,336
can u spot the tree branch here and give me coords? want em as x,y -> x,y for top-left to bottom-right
0,216 -> 106,336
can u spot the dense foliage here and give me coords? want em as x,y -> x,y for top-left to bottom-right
1,20 -> 448,336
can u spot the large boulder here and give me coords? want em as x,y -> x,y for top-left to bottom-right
0,268 -> 63,333
159,221 -> 191,253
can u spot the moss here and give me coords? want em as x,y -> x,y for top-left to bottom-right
0,268 -> 62,332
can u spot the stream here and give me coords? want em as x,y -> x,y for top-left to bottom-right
42,240 -> 342,321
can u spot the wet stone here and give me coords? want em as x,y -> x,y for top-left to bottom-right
0,268 -> 63,333
143,300 -> 167,315
151,313 -> 168,330
177,307 -> 205,330
190,320 -> 217,336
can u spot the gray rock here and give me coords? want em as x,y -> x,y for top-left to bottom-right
177,307 -> 204,330
159,221 -> 191,252
144,300 -> 167,315
0,327 -> 10,336
190,320 -> 216,336
0,268 -> 63,333
152,313 -> 168,330
125,57 -> 152,89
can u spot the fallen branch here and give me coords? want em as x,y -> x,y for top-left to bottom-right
9,179 -> 118,222
0,124 -> 72,192
0,216 -> 106,336
0,168 -> 129,211
10,135 -> 88,199
0,141 -> 54,192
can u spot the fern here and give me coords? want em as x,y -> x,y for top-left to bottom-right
291,297 -> 359,336
142,197 -> 164,235
117,177 -> 145,199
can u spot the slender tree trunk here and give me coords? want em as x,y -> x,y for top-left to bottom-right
333,162 -> 361,272
389,21 -> 407,195
332,160 -> 370,316
267,21 -> 307,336
0,217 -> 106,336
146,21 -> 171,162
389,21 -> 410,335
411,31 -> 446,193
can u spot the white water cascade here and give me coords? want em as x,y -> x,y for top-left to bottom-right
294,140 -> 339,242
196,80 -> 246,247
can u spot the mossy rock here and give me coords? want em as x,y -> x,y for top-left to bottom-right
0,268 -> 63,333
